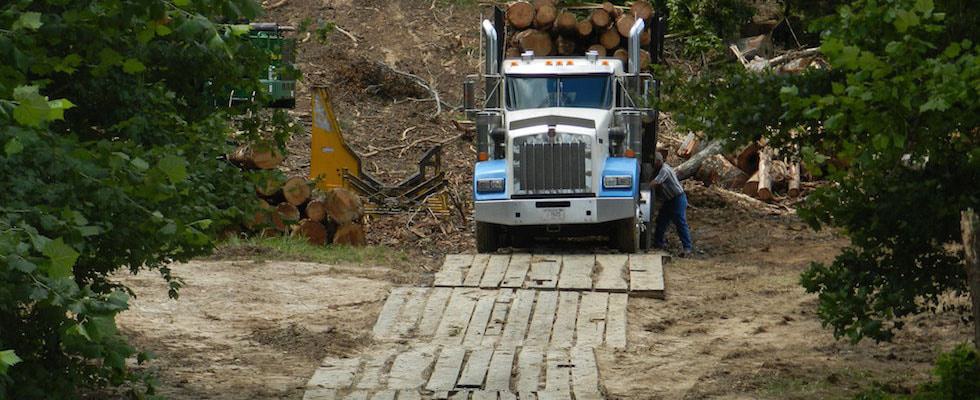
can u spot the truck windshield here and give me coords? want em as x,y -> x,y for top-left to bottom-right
505,75 -> 612,110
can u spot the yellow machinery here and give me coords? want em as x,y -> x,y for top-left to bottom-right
309,86 -> 450,214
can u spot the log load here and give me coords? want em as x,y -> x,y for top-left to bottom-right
616,14 -> 636,38
515,29 -> 553,56
556,35 -> 577,56
575,19 -> 593,37
590,9 -> 611,28
292,219 -> 328,245
600,28 -> 621,50
631,0 -> 654,21
533,2 -> 558,29
282,176 -> 312,206
555,11 -> 577,33
507,2 -> 535,29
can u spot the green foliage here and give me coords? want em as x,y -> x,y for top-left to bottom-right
655,0 -> 754,55
853,344 -> 980,399
659,0 -> 979,343
0,0 -> 291,398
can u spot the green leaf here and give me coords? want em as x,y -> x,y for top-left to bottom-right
12,86 -> 51,127
122,58 -> 146,74
13,12 -> 43,31
919,97 -> 949,112
894,10 -> 920,33
47,99 -> 76,121
5,137 -> 24,156
0,350 -> 22,375
914,0 -> 934,14
155,24 -> 173,36
131,157 -> 150,171
41,238 -> 79,279
7,255 -> 37,273
77,226 -> 101,237
173,0 -> 190,6
99,48 -> 123,66
157,155 -> 188,183
229,24 -> 251,36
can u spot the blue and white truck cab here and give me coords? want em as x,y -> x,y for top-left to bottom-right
465,11 -> 666,253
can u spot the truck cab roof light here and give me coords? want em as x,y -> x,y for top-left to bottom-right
521,51 -> 534,64
586,51 -> 599,63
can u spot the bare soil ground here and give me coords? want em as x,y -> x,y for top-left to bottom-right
114,0 -> 972,398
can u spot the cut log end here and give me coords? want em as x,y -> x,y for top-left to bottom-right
334,223 -> 367,247
324,188 -> 365,225
282,176 -> 312,206
617,14 -> 637,38
631,0 -> 655,21
507,1 -> 535,29
293,219 -> 328,245
601,28 -> 621,50
533,4 -> 557,29
575,19 -> 593,37
591,9 -> 611,29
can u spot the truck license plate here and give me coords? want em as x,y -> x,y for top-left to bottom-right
543,209 -> 565,221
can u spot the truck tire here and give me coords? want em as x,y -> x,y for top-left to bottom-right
639,218 -> 654,250
476,222 -> 501,253
611,217 -> 640,253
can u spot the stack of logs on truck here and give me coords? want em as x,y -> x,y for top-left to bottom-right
500,0 -> 656,68
229,143 -> 368,246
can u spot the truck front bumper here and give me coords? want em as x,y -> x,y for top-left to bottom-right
474,197 -> 635,226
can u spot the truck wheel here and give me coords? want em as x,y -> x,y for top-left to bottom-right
639,218 -> 654,250
612,217 -> 640,253
476,222 -> 500,253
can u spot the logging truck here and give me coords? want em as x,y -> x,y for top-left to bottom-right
467,8 -> 666,253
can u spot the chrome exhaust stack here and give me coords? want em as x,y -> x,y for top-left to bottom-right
628,18 -> 646,92
481,20 -> 500,107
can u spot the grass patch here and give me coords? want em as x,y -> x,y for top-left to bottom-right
213,236 -> 412,268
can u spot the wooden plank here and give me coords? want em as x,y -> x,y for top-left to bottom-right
435,254 -> 474,287
396,391 -> 421,400
426,347 -> 467,391
570,347 -> 599,395
344,391 -> 370,400
526,255 -> 561,289
515,348 -> 543,393
524,291 -> 558,348
393,287 -> 429,338
500,254 -> 531,288
463,295 -> 496,347
418,287 -> 452,336
557,255 -> 595,290
517,393 -> 537,400
463,254 -> 491,287
435,289 -> 479,345
572,392 -> 602,400
545,349 -> 571,393
372,287 -> 412,339
605,293 -> 628,349
499,392 -> 517,400
575,292 -> 608,347
480,254 -> 511,288
482,289 -> 514,346
303,389 -> 338,400
629,254 -> 666,298
594,255 -> 628,292
535,393 -> 571,400
307,357 -> 360,389
485,348 -> 516,391
456,348 -> 494,388
500,289 -> 536,347
355,349 -> 396,390
448,391 -> 470,400
550,291 -> 579,349
472,392 -> 497,400
369,391 -> 396,400
388,346 -> 437,389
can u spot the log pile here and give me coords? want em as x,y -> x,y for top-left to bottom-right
503,0 -> 655,70
230,143 -> 368,246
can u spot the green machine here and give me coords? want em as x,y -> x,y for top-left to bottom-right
230,23 -> 297,108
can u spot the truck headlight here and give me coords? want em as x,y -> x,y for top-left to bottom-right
603,175 -> 633,189
477,178 -> 505,193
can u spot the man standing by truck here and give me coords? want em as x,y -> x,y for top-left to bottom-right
650,153 -> 693,256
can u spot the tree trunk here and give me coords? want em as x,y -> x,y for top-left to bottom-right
756,150 -> 774,202
292,219 -> 328,245
788,163 -> 802,198
305,198 -> 327,222
555,11 -> 577,33
282,176 -> 311,206
556,35 -> 577,56
743,171 -> 760,198
576,19 -> 593,37
675,140 -> 723,181
533,3 -> 557,29
507,2 -> 535,29
631,0 -> 654,21
334,223 -> 367,246
616,14 -> 636,38
516,29 -> 553,56
324,188 -> 365,225
591,9 -> 611,29
696,154 -> 749,189
961,209 -> 980,348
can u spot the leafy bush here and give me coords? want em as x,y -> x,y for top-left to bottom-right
0,0 -> 289,398
854,345 -> 980,400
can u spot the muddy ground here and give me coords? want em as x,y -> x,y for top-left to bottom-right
115,0 -> 971,399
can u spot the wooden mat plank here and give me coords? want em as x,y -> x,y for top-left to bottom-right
372,287 -> 412,339
526,255 -> 561,289
355,349 -> 396,390
550,291 -> 579,348
500,289 -> 536,347
485,348 -> 516,391
628,254 -> 665,298
517,393 -> 537,400
471,391 -> 497,400
303,389 -> 338,400
545,350 -> 571,393
393,287 -> 429,338
369,391 -> 396,400
605,293 -> 628,349
572,392 -> 603,400
482,289 -> 514,346
575,292 -> 608,347
435,289 -> 479,345
557,255 -> 595,290
418,287 -> 452,336
456,348 -> 494,388
500,254 -> 531,288
463,254 -> 491,287
499,392 -> 517,400
426,347 -> 466,391
594,255 -> 628,292
463,295 -> 496,347
307,357 -> 360,389
536,393 -> 571,400
515,348 -> 543,392
396,391 -> 421,400
525,291 -> 558,348
387,346 -> 437,389
343,391 -> 369,400
480,255 -> 511,288
435,254 -> 474,287
570,347 -> 599,395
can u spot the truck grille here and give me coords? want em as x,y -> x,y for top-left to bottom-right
512,134 -> 592,195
